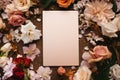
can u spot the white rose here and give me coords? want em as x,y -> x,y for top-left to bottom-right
0,56 -> 8,68
109,64 -> 120,80
0,43 -> 12,53
73,66 -> 91,80
13,0 -> 30,12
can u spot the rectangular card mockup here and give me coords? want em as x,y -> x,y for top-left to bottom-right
43,11 -> 79,66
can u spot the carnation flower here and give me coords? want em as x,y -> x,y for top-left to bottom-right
21,22 -> 42,44
84,0 -> 115,24
23,44 -> 40,61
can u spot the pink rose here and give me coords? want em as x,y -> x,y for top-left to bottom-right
82,46 -> 112,63
57,67 -> 66,75
8,15 -> 25,26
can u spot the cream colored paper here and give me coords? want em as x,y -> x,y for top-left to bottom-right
43,11 -> 79,66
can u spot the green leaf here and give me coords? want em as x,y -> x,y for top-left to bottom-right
40,0 -> 56,8
110,0 -> 117,12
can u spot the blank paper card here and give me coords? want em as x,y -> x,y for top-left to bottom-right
43,11 -> 79,66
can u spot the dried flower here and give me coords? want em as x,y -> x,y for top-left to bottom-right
0,43 -> 12,53
0,0 -> 12,9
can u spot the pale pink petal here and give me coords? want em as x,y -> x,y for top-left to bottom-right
23,47 -> 29,54
34,48 -> 40,55
82,52 -> 92,60
29,44 -> 36,51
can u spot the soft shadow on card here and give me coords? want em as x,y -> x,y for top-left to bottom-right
43,11 -> 79,66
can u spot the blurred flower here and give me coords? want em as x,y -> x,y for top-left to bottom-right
57,0 -> 74,8
57,66 -> 66,75
8,15 -> 25,26
0,18 -> 6,29
73,66 -> 91,80
2,58 -> 16,80
35,66 -> 52,80
23,44 -> 40,61
0,43 -> 12,53
5,3 -> 18,16
13,67 -> 24,80
13,0 -> 30,12
0,0 -> 12,9
84,0 -> 115,24
100,14 -> 120,37
13,57 -> 31,68
116,0 -> 120,12
21,22 -> 42,44
0,56 -> 9,68
89,45 -> 112,63
109,64 -> 120,80
28,69 -> 36,80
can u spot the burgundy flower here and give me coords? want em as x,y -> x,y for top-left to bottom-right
13,67 -> 24,80
13,57 -> 31,68
8,15 -> 25,27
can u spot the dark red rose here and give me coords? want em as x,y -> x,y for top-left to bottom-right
13,57 -> 31,68
24,58 -> 31,67
13,67 -> 24,80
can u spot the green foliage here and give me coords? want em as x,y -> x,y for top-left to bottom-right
92,47 -> 117,80
39,0 -> 56,8
110,0 -> 117,12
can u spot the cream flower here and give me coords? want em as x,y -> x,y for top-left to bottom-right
0,56 -> 9,68
84,0 -> 115,24
100,14 -> 120,37
21,22 -> 42,44
73,66 -> 91,80
0,43 -> 12,53
0,18 -> 6,29
109,64 -> 120,80
13,0 -> 30,12
35,66 -> 52,80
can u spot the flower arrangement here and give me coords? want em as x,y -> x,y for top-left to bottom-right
0,0 -> 120,80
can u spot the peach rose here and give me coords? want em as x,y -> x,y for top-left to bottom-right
89,46 -> 112,63
57,67 -> 66,75
82,46 -> 112,63
8,15 -> 25,26
13,0 -> 30,12
57,0 -> 74,8
0,18 -> 6,29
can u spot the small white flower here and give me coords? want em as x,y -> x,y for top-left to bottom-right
21,22 -> 42,44
35,66 -> 52,80
2,58 -> 16,80
0,43 -> 12,53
